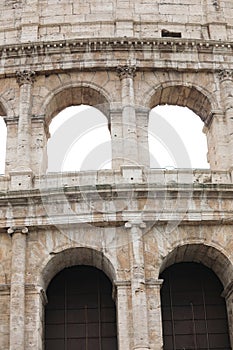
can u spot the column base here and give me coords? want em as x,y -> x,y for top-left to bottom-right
9,168 -> 34,190
121,165 -> 144,183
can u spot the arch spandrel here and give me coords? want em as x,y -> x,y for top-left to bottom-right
159,243 -> 233,289
40,83 -> 112,126
39,247 -> 117,290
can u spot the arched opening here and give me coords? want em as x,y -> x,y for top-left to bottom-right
0,116 -> 7,175
45,265 -> 118,350
160,262 -> 231,350
47,105 -> 112,172
149,105 -> 209,169
147,84 -> 213,169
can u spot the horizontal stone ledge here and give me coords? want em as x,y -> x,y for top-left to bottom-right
0,213 -> 233,232
0,37 -> 233,55
1,60 -> 233,80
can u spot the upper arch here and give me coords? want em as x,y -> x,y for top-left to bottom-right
39,247 -> 117,290
40,82 -> 111,125
144,82 -> 217,124
159,242 -> 233,289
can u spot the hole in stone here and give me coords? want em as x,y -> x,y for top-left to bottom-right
161,29 -> 182,38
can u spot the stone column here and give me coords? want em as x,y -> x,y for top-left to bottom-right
125,220 -> 150,350
16,70 -> 35,169
116,65 -> 139,166
203,111 -> 229,171
3,116 -> 18,175
110,107 -> 123,169
136,107 -> 150,168
31,115 -> 49,174
8,226 -> 28,350
9,71 -> 35,189
115,280 -> 131,350
25,285 -> 47,350
218,70 -> 233,170
146,279 -> 164,349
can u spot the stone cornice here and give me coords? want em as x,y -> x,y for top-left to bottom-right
0,38 -> 233,77
1,37 -> 233,55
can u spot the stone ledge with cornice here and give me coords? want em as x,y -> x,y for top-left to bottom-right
1,37 -> 233,76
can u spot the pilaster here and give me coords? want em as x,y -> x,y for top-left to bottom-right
9,70 -> 35,189
135,107 -> 150,168
3,116 -> 18,175
116,65 -> 139,166
8,226 -> 28,350
25,284 -> 47,350
146,279 -> 164,349
218,70 -> 233,170
203,111 -> 229,171
125,220 -> 150,350
222,281 -> 233,348
115,280 -> 131,350
31,115 -> 48,175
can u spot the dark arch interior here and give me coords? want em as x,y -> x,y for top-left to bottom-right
160,262 -> 231,350
45,265 -> 118,350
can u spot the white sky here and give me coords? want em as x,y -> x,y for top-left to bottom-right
0,105 -> 209,174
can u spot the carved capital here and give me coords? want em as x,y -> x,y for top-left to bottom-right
125,220 -> 146,229
7,226 -> 28,236
116,65 -> 136,80
16,70 -> 36,86
218,70 -> 233,82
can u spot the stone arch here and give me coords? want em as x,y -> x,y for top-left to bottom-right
39,247 -> 116,290
41,82 -> 111,126
145,82 -> 216,124
159,242 -> 233,289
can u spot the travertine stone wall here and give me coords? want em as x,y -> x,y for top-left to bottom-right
0,1 -> 233,350
1,0 -> 233,44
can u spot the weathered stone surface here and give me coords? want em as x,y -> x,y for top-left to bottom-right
0,1 -> 233,350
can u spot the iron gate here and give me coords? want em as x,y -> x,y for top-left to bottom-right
45,266 -> 118,350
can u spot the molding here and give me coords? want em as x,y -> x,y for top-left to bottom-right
0,37 -> 233,78
114,280 -> 131,287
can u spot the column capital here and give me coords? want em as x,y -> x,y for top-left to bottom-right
7,226 -> 28,236
218,70 -> 233,82
114,280 -> 131,288
116,65 -> 137,80
125,220 -> 146,229
16,70 -> 36,86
